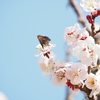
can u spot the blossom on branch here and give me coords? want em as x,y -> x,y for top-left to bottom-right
72,36 -> 100,66
51,61 -> 67,86
80,0 -> 100,12
65,62 -> 87,85
39,55 -> 56,76
85,72 -> 100,98
85,73 -> 98,89
64,23 -> 89,46
35,43 -> 56,57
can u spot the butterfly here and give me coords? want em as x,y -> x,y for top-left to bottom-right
37,35 -> 51,48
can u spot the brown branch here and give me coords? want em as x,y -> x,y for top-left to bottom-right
88,66 -> 92,74
75,85 -> 94,100
96,29 -> 100,34
91,23 -> 96,37
69,0 -> 91,34
91,23 -> 100,37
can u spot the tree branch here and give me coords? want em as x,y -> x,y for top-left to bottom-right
69,0 -> 91,34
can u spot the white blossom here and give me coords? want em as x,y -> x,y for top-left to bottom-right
35,43 -> 56,57
64,23 -> 89,46
39,55 -> 56,76
85,72 -> 100,98
80,0 -> 100,12
72,36 -> 100,66
85,73 -> 98,89
94,72 -> 100,95
66,62 -> 87,85
51,61 -> 67,86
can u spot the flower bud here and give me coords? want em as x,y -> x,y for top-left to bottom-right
91,10 -> 98,17
86,15 -> 92,20
97,9 -> 100,15
86,15 -> 94,24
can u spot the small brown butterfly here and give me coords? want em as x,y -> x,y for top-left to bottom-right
37,35 -> 51,48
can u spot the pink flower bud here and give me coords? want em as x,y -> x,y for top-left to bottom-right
91,10 -> 98,17
86,15 -> 94,24
97,9 -> 100,15
86,15 -> 92,20
89,20 -> 94,24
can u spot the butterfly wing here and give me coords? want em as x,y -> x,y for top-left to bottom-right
37,35 -> 51,48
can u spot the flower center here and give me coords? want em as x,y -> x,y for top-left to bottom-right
67,32 -> 74,35
87,0 -> 94,8
56,71 -> 65,81
90,78 -> 95,86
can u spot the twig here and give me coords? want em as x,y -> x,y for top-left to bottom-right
69,0 -> 91,34
88,66 -> 91,74
75,85 -> 94,100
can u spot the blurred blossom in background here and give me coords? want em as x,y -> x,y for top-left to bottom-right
0,92 -> 8,100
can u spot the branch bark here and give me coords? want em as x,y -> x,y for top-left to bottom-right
69,0 -> 91,34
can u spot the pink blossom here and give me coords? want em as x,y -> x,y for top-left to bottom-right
64,23 -> 89,46
65,62 -> 87,85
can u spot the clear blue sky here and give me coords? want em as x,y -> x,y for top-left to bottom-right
0,0 -> 89,100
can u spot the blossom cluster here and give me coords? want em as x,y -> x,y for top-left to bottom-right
81,0 -> 100,24
35,0 -> 100,99
36,23 -> 100,98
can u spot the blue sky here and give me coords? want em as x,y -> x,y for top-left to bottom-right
0,0 -> 90,100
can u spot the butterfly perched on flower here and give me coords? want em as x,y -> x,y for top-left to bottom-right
37,35 -> 51,48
